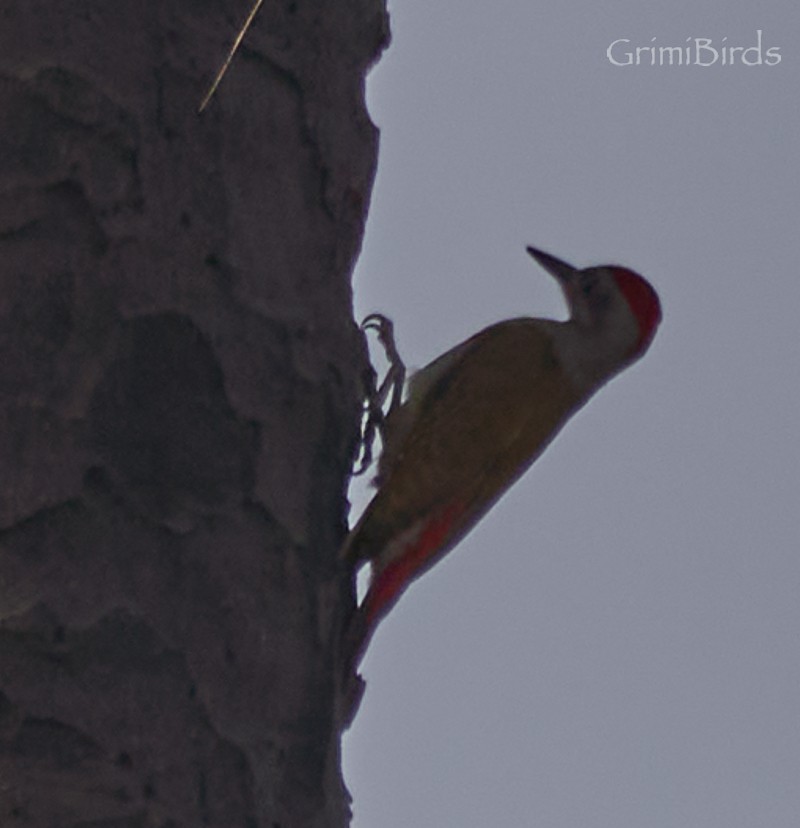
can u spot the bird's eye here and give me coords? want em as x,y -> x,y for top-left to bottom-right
578,274 -> 611,310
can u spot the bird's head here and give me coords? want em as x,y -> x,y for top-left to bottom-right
526,246 -> 662,362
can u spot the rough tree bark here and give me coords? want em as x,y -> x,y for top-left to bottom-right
0,0 -> 388,825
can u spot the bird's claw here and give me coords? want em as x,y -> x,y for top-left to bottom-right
353,313 -> 406,475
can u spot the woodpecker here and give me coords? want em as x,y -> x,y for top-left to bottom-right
342,246 -> 661,671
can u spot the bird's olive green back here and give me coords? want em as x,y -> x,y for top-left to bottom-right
354,319 -> 588,568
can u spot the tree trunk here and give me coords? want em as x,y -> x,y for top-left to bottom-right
0,1 -> 388,824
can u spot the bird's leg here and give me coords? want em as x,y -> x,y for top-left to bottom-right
362,313 -> 406,413
353,363 -> 382,476
353,313 -> 406,475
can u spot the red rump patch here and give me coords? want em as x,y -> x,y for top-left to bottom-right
364,502 -> 463,625
612,267 -> 662,353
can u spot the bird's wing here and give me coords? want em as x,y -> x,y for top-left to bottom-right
344,319 -> 582,576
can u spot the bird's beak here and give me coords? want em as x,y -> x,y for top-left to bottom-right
526,246 -> 578,285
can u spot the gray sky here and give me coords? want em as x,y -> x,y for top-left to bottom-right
343,2 -> 800,826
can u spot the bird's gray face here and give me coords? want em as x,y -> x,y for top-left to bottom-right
526,247 -> 615,327
566,266 -> 645,356
562,266 -> 617,326
526,247 -> 645,360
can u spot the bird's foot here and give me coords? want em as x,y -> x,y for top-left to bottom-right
353,313 -> 406,475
